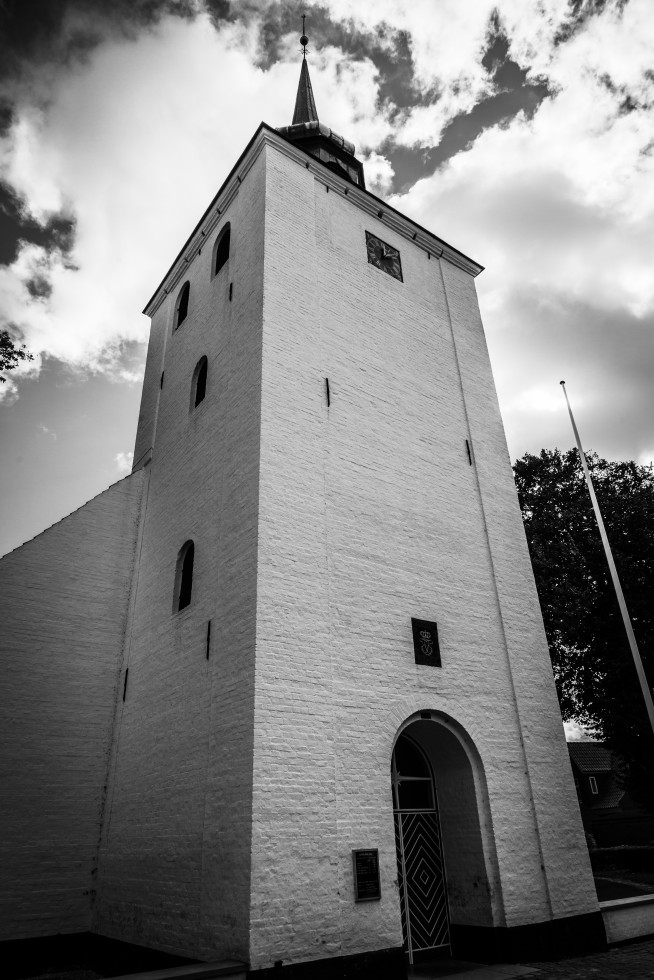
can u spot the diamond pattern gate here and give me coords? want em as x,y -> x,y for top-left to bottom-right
394,812 -> 450,959
392,733 -> 450,963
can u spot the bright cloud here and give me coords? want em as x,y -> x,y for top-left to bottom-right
320,0 -> 497,93
115,450 -> 134,473
564,719 -> 592,742
1,0 -> 652,467
387,1 -> 654,460
0,12 -> 392,378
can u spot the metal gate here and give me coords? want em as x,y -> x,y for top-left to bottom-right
392,733 -> 450,963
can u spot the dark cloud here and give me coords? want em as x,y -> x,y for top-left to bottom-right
366,30 -> 418,111
230,1 -> 421,114
0,100 -> 12,136
0,0 -> 209,85
598,73 -> 652,116
25,274 -> 53,300
481,11 -> 510,75
387,79 -> 549,193
386,17 -> 551,194
0,180 -> 76,267
0,1 -> 226,277
554,0 -> 630,46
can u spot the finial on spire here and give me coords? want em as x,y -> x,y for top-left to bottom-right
292,15 -> 318,124
277,13 -> 365,189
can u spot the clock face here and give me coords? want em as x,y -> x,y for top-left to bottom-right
365,231 -> 403,282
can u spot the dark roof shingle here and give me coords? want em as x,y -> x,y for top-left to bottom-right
568,741 -> 613,773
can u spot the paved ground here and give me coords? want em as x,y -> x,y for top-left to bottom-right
15,937 -> 654,980
408,937 -> 654,980
520,937 -> 654,979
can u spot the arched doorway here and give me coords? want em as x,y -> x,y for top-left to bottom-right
391,715 -> 499,965
392,731 -> 450,962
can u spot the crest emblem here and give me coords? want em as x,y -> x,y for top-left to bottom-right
419,629 -> 433,658
411,618 -> 441,667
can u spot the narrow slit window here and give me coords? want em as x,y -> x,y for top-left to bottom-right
175,281 -> 190,329
213,223 -> 231,277
192,356 -> 208,409
174,540 -> 195,612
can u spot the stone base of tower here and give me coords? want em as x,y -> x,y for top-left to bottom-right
450,911 -> 607,963
248,946 -> 406,980
246,912 -> 606,979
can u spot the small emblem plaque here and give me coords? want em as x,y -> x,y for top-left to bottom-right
411,618 -> 441,667
352,849 -> 381,902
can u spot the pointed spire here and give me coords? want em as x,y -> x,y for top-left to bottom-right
277,16 -> 365,189
292,17 -> 318,124
292,60 -> 318,124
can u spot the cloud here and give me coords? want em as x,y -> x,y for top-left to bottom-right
564,719 -> 593,742
1,0 -> 652,470
361,151 -> 394,197
37,422 -> 57,440
0,12 -> 394,384
115,450 -> 134,473
319,0 -> 497,94
0,0 -> 205,89
389,2 -> 654,462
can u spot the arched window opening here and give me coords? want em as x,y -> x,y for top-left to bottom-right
175,540 -> 195,612
192,356 -> 208,409
213,224 -> 231,276
391,732 -> 435,812
175,281 -> 190,329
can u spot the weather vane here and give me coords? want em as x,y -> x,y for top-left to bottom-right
300,14 -> 309,59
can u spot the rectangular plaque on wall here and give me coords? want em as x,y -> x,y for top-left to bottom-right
352,849 -> 381,902
411,618 -> 441,667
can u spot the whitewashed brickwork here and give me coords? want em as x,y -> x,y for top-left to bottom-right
0,128 -> 599,970
94,152 -> 268,961
247,143 -> 598,970
0,472 -> 144,940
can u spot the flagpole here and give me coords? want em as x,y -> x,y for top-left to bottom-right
560,381 -> 654,735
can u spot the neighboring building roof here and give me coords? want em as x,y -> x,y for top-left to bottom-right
568,741 -> 627,812
568,741 -> 614,773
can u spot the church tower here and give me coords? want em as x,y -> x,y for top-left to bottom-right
94,37 -> 602,972
0,29 -> 605,980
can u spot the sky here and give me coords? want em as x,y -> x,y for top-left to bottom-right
1,0 -> 653,560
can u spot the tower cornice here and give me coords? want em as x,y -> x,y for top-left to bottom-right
143,123 -> 483,317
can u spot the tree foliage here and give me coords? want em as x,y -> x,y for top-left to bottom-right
0,329 -> 33,381
513,448 -> 654,813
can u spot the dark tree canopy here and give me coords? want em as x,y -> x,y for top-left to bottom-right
0,329 -> 33,380
513,448 -> 654,813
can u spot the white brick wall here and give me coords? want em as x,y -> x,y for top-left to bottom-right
0,129 -> 598,968
95,151 -> 268,961
0,472 -> 144,940
247,144 -> 598,970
